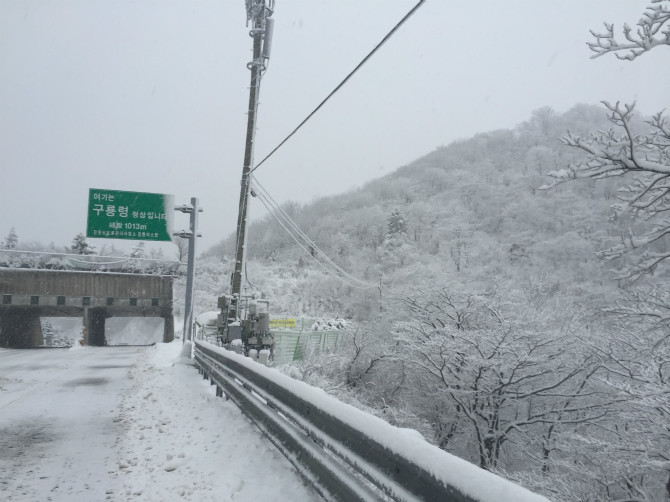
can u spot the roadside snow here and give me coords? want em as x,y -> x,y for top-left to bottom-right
0,346 -> 138,501
0,344 -> 318,502
105,318 -> 164,346
110,342 -> 319,502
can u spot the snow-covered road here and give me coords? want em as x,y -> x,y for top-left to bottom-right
0,343 -> 319,502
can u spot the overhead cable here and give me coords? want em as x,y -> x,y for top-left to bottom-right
252,188 -> 356,286
251,179 -> 377,289
249,0 -> 426,174
251,177 -> 377,288
255,192 -> 373,289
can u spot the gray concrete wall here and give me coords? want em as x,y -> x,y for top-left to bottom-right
0,269 -> 173,300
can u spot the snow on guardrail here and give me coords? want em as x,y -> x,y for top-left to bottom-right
194,340 -> 551,502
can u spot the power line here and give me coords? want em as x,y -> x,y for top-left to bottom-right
251,177 -> 377,288
255,194 -> 373,290
252,185 -> 367,289
249,0 -> 426,174
252,188 -> 355,286
251,178 -> 377,289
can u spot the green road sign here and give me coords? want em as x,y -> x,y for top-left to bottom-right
86,188 -> 175,242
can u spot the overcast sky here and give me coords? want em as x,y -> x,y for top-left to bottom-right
1,0 -> 669,254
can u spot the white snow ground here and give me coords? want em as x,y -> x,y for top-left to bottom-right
39,317 -> 166,347
0,342 -> 319,502
105,317 -> 164,346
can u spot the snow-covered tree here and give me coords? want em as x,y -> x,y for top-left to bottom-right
2,227 -> 18,249
544,3 -> 670,279
378,209 -> 414,270
130,242 -> 146,259
70,233 -> 96,255
150,247 -> 165,260
449,228 -> 469,272
174,237 -> 189,262
545,102 -> 670,280
386,209 -> 407,238
98,243 -> 123,257
540,5 -> 670,498
397,287 -> 611,472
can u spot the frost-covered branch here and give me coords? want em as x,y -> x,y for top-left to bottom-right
544,101 -> 670,278
588,1 -> 670,60
396,287 -> 615,472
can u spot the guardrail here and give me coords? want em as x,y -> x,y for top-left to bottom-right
193,340 -> 550,502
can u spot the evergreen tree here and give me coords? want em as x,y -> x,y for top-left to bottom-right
386,209 -> 407,238
130,241 -> 146,259
3,227 -> 18,249
150,247 -> 165,260
380,209 -> 413,269
70,233 -> 96,255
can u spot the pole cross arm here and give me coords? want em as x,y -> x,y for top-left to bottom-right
172,231 -> 203,239
174,204 -> 205,214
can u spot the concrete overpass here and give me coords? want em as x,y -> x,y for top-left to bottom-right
0,268 -> 174,348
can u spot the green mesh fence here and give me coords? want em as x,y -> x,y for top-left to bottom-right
272,330 -> 342,366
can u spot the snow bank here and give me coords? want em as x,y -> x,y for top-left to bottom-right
310,316 -> 349,331
198,341 -> 551,502
112,341 -> 318,502
105,317 -> 164,345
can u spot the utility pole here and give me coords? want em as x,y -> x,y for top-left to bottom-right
229,0 -> 275,322
175,198 -> 203,342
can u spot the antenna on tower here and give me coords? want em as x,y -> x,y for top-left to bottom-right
262,17 -> 274,60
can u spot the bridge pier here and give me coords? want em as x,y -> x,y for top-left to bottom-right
0,308 -> 43,348
84,307 -> 108,347
163,312 -> 174,343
